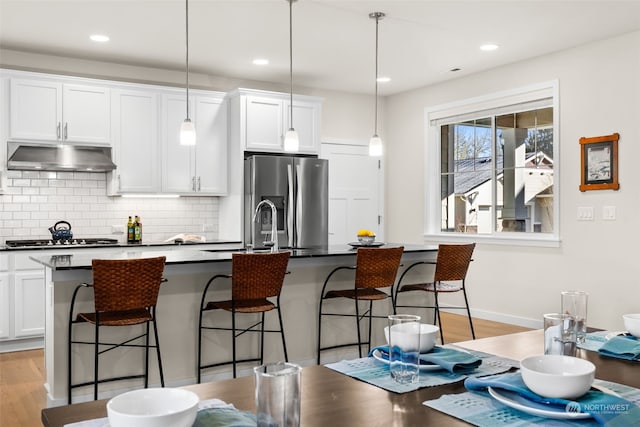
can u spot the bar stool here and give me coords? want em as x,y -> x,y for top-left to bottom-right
317,246 -> 404,364
67,256 -> 167,404
393,243 -> 476,343
198,251 -> 291,381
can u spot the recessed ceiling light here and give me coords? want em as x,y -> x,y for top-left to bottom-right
480,44 -> 499,51
252,58 -> 269,66
90,34 -> 110,43
376,76 -> 391,83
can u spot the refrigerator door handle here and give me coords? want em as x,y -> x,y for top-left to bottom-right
287,163 -> 294,248
295,164 -> 302,247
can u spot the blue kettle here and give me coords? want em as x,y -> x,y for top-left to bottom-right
49,221 -> 73,241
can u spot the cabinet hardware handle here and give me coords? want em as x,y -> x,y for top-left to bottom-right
56,123 -> 61,139
197,176 -> 201,191
192,176 -> 196,191
117,174 -> 121,191
64,123 -> 68,140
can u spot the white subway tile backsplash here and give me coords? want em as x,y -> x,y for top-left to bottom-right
0,171 -> 220,242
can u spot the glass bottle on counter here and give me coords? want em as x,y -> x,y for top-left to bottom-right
134,215 -> 142,243
127,216 -> 134,244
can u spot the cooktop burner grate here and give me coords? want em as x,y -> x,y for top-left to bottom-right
5,238 -> 120,248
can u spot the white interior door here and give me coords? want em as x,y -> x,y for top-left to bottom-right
320,142 -> 383,245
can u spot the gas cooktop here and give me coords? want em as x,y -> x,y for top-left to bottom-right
5,238 -> 120,248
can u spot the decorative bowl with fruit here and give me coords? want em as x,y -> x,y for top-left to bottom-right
357,229 -> 376,245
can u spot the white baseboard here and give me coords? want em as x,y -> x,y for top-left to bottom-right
0,336 -> 44,353
440,307 -> 542,329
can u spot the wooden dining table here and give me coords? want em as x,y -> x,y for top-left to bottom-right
41,329 -> 640,426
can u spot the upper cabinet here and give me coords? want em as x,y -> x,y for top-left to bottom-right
9,78 -> 110,145
162,91 -> 228,195
110,88 -> 160,193
230,88 -> 322,154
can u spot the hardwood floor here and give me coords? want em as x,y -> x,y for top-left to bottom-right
0,313 -> 530,427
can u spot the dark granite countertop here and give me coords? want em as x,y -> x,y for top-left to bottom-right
29,243 -> 438,270
0,240 -> 242,251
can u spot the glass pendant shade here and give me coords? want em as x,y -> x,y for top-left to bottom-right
180,118 -> 196,146
284,128 -> 299,152
369,134 -> 383,156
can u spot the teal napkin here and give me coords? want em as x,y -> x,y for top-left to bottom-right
465,372 -> 640,426
368,345 -> 482,373
599,335 -> 640,361
193,406 -> 256,427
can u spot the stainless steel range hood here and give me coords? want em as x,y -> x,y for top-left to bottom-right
7,142 -> 116,172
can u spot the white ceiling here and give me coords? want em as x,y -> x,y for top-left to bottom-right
2,1 -> 640,95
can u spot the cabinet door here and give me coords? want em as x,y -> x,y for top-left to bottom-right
14,271 -> 45,338
63,84 -> 110,144
285,99 -> 320,154
194,96 -> 228,195
162,93 -> 195,193
112,89 -> 160,193
245,96 -> 283,151
9,78 -> 62,141
0,273 -> 9,339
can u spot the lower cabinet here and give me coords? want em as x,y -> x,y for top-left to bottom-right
0,272 -> 9,340
13,271 -> 45,338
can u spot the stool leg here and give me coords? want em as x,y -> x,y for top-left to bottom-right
197,309 -> 204,383
67,319 -> 73,404
93,320 -> 99,401
434,290 -> 444,344
144,321 -> 150,388
276,302 -> 288,362
151,312 -> 164,387
317,296 -> 325,365
232,310 -> 237,378
462,285 -> 476,339
260,312 -> 266,365
367,300 -> 373,354
354,298 -> 362,358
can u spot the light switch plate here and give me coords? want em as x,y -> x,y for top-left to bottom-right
577,207 -> 594,221
603,206 -> 616,220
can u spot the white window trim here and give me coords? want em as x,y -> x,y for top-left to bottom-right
424,80 -> 560,247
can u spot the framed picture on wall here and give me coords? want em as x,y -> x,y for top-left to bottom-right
579,133 -> 620,191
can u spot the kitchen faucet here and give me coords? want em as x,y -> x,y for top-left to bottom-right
252,199 -> 279,253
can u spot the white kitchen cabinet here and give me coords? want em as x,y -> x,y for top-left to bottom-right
9,77 -> 110,145
162,92 -> 228,195
13,271 -> 45,338
0,252 -> 8,339
231,89 -> 321,155
110,88 -> 160,193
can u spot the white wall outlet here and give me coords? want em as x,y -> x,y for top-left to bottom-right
577,207 -> 594,221
111,225 -> 125,234
603,206 -> 616,220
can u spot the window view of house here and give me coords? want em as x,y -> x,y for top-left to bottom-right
440,107 -> 554,234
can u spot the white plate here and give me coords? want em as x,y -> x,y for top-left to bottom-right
371,349 -> 443,371
487,387 -> 591,420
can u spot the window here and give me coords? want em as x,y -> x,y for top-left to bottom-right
425,82 -> 559,246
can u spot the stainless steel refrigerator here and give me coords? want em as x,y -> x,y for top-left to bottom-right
245,154 -> 328,249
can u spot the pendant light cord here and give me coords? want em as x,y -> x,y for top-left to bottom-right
289,0 -> 294,129
374,13 -> 379,135
185,0 -> 190,120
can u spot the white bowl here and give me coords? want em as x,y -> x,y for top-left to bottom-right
623,314 -> 640,338
107,388 -> 199,427
384,323 -> 439,353
520,355 -> 595,399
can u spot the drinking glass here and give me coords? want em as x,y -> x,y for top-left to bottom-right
388,314 -> 421,384
543,313 -> 577,356
254,362 -> 301,427
561,291 -> 588,343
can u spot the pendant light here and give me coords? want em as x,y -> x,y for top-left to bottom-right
283,0 -> 299,152
368,12 -> 384,157
180,0 -> 196,146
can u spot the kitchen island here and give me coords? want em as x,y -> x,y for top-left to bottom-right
31,244 -> 438,406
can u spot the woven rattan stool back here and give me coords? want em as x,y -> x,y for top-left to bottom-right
91,257 -> 166,312
433,243 -> 475,283
231,252 -> 291,300
354,246 -> 404,290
